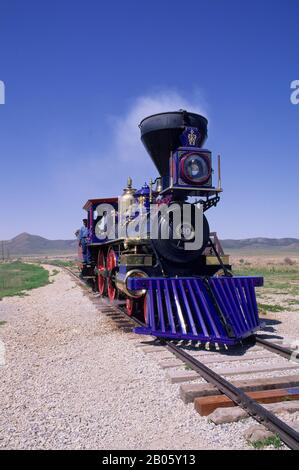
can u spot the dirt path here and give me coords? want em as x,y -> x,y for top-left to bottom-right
0,267 -> 218,450
4,266 -> 293,449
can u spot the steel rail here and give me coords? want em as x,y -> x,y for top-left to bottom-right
255,336 -> 298,361
164,341 -> 299,450
64,266 -> 299,450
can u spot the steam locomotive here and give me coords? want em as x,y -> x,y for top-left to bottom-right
78,110 -> 263,345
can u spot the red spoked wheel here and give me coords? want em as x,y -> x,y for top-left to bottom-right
126,298 -> 134,316
126,297 -> 144,318
97,250 -> 106,295
107,247 -> 117,301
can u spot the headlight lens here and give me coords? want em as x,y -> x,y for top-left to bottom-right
182,154 -> 210,184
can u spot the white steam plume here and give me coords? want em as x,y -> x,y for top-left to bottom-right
112,90 -> 207,165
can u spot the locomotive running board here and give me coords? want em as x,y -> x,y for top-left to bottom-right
127,276 -> 263,345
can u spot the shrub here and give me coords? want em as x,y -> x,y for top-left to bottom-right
284,257 -> 296,266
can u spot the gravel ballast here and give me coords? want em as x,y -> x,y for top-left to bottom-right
0,266 -> 296,450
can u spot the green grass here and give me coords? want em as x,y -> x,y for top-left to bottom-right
46,259 -> 76,268
234,265 -> 299,277
50,269 -> 59,276
290,286 -> 299,296
0,261 -> 49,299
281,396 -> 292,402
0,320 -> 7,326
257,302 -> 285,313
251,434 -> 282,449
235,265 -> 299,302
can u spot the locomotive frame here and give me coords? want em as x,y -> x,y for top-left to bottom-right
78,110 -> 263,345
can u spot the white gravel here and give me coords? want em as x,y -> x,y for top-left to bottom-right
0,265 -> 297,450
0,266 -> 240,449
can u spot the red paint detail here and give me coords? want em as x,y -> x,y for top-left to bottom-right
107,248 -> 117,301
83,197 -> 119,210
126,298 -> 133,316
157,194 -> 173,206
180,152 -> 211,185
97,250 -> 106,295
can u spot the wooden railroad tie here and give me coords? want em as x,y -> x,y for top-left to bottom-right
180,375 -> 299,403
168,362 -> 299,383
194,387 -> 299,416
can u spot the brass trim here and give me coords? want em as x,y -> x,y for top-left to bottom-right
120,254 -> 153,266
206,255 -> 230,266
116,269 -> 148,298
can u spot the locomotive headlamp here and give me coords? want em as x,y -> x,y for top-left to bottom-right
180,153 -> 211,185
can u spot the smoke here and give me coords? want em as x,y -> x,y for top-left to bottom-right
112,90 -> 207,166
53,89 -> 208,192
48,89 -> 208,237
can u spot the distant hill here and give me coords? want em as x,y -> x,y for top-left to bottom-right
0,233 -> 77,256
0,233 -> 298,257
221,237 -> 299,252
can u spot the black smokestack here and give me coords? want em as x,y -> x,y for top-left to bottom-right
139,110 -> 208,177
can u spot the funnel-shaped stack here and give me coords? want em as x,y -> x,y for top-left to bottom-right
139,110 -> 208,177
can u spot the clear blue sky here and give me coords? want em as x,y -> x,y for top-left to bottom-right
0,0 -> 298,240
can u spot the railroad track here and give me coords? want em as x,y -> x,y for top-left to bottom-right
63,266 -> 299,450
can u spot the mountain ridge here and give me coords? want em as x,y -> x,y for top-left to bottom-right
0,232 -> 77,255
0,233 -> 298,255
